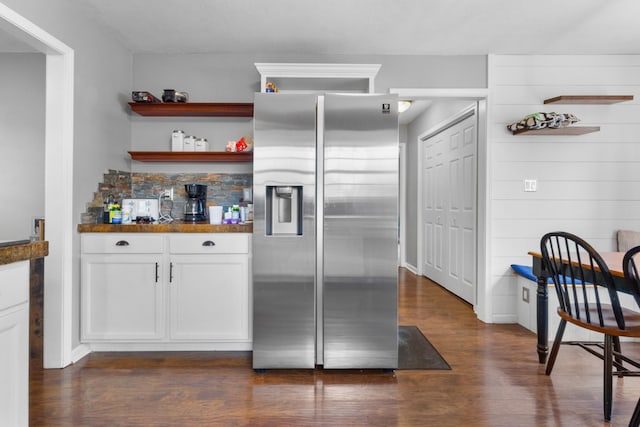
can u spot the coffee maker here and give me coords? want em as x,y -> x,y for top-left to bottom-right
184,184 -> 207,221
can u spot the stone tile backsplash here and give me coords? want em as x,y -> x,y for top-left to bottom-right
83,170 -> 252,223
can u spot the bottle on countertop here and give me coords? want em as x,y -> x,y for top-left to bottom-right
109,202 -> 122,224
103,194 -> 115,224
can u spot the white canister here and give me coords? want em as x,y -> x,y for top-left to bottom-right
195,137 -> 209,151
183,135 -> 196,151
171,130 -> 184,151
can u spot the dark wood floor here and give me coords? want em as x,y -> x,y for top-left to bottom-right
29,269 -> 640,426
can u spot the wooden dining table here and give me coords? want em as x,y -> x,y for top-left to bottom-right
528,251 -> 630,364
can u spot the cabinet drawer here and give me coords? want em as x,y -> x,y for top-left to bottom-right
82,234 -> 164,254
0,261 -> 29,311
169,233 -> 249,254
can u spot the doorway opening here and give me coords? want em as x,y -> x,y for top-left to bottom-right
391,88 -> 488,314
0,3 -> 75,368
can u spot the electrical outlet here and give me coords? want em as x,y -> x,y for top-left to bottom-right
522,287 -> 530,303
165,188 -> 173,200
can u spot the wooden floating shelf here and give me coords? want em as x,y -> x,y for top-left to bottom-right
543,95 -> 634,105
511,126 -> 600,136
128,102 -> 254,117
128,151 -> 253,162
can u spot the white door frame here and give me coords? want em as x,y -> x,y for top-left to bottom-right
0,3 -> 75,368
390,88 -> 489,317
399,142 -> 406,267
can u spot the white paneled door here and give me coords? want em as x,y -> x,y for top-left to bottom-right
422,110 -> 477,303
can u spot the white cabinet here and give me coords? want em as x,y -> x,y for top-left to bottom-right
81,234 -> 164,341
81,254 -> 164,340
0,261 -> 29,427
80,233 -> 251,350
169,255 -> 249,340
254,63 -> 381,93
169,234 -> 250,341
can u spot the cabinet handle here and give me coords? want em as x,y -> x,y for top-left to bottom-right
115,240 -> 130,246
202,240 -> 216,246
169,262 -> 174,283
155,262 -> 159,283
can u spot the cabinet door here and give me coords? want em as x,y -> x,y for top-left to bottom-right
0,305 -> 29,427
0,261 -> 29,427
169,255 -> 249,341
81,255 -> 165,341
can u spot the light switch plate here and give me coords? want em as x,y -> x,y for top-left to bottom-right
524,179 -> 537,192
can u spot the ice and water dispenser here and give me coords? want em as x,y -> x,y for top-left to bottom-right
265,186 -> 303,236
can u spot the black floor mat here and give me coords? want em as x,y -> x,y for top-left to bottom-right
398,325 -> 451,370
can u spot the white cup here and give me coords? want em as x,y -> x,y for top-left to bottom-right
209,206 -> 223,224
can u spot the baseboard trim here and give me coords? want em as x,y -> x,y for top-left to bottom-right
70,344 -> 92,364
404,263 -> 418,275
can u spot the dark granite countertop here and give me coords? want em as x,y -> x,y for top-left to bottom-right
77,222 -> 253,233
0,240 -> 49,265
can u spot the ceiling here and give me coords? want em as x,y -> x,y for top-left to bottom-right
2,1 -> 638,124
75,0 -> 640,55
4,1 -> 640,55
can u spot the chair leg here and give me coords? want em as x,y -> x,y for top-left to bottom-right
614,336 -> 624,376
629,397 -> 640,427
545,319 -> 567,375
605,334 -> 613,421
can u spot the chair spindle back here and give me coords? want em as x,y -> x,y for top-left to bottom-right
541,232 -> 624,330
622,245 -> 640,310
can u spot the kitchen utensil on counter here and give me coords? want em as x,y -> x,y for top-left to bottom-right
209,206 -> 223,224
184,184 -> 207,221
158,191 -> 174,223
122,199 -> 160,223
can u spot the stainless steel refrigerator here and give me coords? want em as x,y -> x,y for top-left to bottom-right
252,93 -> 398,369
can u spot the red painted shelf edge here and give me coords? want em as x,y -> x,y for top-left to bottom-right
128,151 -> 253,162
128,102 -> 254,117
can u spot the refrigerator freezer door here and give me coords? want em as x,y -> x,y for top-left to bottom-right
322,94 -> 399,369
252,93 -> 318,368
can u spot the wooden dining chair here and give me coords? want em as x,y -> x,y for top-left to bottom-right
541,232 -> 640,422
622,245 -> 640,427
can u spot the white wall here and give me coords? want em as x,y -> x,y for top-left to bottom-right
0,52 -> 44,240
0,0 -> 133,354
486,54 -> 640,323
131,53 -> 487,175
